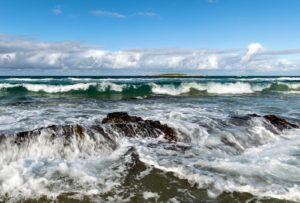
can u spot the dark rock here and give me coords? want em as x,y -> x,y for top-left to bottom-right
237,114 -> 299,132
230,114 -> 260,123
16,125 -> 84,142
102,112 -> 143,124
14,124 -> 87,145
263,115 -> 299,131
102,112 -> 177,141
247,114 -> 261,118
124,147 -> 141,169
0,112 -> 177,146
163,144 -> 191,152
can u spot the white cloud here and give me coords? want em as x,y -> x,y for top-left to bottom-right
90,10 -> 126,19
134,12 -> 158,17
241,43 -> 265,63
0,35 -> 299,74
52,6 -> 62,15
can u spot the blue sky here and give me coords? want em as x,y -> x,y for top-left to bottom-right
0,0 -> 300,75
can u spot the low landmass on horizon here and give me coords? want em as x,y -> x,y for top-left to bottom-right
144,73 -> 207,77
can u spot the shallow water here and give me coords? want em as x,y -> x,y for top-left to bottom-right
0,76 -> 299,202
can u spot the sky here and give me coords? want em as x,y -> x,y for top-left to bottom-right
0,0 -> 300,75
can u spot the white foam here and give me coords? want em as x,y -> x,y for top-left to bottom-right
287,83 -> 300,89
0,83 -> 95,93
0,82 -> 129,93
151,82 -> 265,95
135,124 -> 300,202
143,191 -> 160,200
151,82 -> 206,95
206,82 -> 254,94
0,132 -> 132,202
0,83 -> 18,89
23,83 -> 95,93
277,77 -> 300,81
237,77 -> 300,82
98,81 -> 127,92
68,77 -> 95,81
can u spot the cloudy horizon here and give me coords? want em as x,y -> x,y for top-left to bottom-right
0,34 -> 299,76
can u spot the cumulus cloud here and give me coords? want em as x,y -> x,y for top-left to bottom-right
90,10 -> 126,18
0,34 -> 299,74
241,43 -> 265,63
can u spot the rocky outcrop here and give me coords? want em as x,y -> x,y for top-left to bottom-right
15,124 -> 86,145
9,124 -> 118,149
263,115 -> 299,131
2,112 -> 297,148
102,112 -> 177,142
231,114 -> 299,132
0,112 -> 177,146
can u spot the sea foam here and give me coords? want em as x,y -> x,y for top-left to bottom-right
151,82 -> 263,95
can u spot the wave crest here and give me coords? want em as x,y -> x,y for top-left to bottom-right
0,81 -> 300,96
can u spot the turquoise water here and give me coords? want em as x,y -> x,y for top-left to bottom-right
0,76 -> 300,98
0,76 -> 300,202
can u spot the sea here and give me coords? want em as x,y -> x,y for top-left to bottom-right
0,76 -> 300,203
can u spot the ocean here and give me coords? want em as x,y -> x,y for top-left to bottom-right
0,76 -> 300,203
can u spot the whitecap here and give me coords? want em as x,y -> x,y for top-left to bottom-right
23,83 -> 95,93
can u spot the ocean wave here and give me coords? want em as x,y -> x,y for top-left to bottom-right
98,81 -> 127,92
23,83 -> 95,93
277,77 -> 300,81
287,83 -> 300,89
237,77 -> 300,82
150,82 -> 300,95
0,83 -> 19,89
67,77 -> 95,81
0,81 -> 300,96
206,82 -> 255,94
151,82 -> 206,95
151,82 -> 269,95
0,82 -> 127,93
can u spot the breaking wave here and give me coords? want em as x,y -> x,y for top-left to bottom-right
0,81 -> 300,96
0,82 -> 127,94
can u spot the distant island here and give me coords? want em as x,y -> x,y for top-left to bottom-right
144,73 -> 207,77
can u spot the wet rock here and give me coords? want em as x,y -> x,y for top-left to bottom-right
8,124 -> 118,150
163,144 -> 191,152
263,115 -> 299,131
102,112 -> 143,124
102,112 -> 177,141
14,124 -> 87,145
232,114 -> 299,132
229,114 -> 260,126
0,112 -> 177,146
